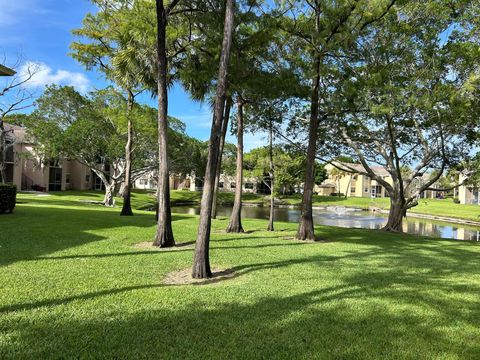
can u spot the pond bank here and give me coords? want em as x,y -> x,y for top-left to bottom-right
237,201 -> 480,227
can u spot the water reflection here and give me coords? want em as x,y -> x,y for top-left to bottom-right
172,205 -> 480,241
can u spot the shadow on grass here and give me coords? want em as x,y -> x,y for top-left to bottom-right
2,221 -> 480,358
0,205 -> 191,266
24,240 -> 311,262
3,256 -> 480,358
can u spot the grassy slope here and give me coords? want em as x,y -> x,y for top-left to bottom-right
1,194 -> 480,359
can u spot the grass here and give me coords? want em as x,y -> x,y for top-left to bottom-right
18,189 -> 264,210
21,189 -> 480,222
1,193 -> 480,359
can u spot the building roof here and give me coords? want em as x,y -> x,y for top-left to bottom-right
3,123 -> 27,143
333,162 -> 390,177
0,64 -> 16,76
317,183 -> 336,188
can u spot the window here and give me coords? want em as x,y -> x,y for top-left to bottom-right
85,175 -> 90,183
230,183 -> 236,189
66,174 -> 70,184
219,182 -> 224,189
5,147 -> 14,163
364,187 -> 369,193
351,187 -> 356,193
245,183 -> 254,189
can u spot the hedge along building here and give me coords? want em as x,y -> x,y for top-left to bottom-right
4,124 -> 102,191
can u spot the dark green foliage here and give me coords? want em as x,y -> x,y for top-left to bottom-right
314,163 -> 327,186
0,184 -> 16,214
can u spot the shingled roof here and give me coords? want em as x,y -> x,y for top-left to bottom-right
334,162 -> 390,177
0,64 -> 16,76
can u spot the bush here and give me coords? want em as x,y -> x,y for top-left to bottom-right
453,197 -> 460,204
0,184 -> 17,214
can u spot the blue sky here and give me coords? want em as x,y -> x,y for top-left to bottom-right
0,0 -> 266,150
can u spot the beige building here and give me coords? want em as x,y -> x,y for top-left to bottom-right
318,162 -> 446,200
134,172 -> 266,194
317,163 -> 394,198
458,174 -> 479,205
4,124 -> 99,191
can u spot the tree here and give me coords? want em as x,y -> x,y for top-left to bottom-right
223,2 -> 302,232
0,61 -> 36,183
151,0 -> 183,247
211,96 -> 233,219
27,85 -> 165,205
26,86 -> 124,204
244,98 -> 288,231
226,96 -> 245,233
277,0 -> 398,240
329,167 -> 348,197
71,0 -> 154,216
192,0 -> 235,279
329,0 -> 480,231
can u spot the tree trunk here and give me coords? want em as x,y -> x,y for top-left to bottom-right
212,96 -> 232,219
0,119 -> 7,184
192,0 -> 235,279
296,55 -> 321,241
226,97 -> 245,233
103,180 -> 115,207
345,175 -> 352,198
153,0 -> 175,247
267,119 -> 274,231
120,91 -> 134,216
383,196 -> 406,232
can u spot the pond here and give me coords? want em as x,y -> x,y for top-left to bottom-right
172,205 -> 480,241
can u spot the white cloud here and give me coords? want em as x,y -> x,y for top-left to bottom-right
19,61 -> 90,93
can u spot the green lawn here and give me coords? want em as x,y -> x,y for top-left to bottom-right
21,189 -> 480,222
20,189 -> 264,210
1,193 -> 480,358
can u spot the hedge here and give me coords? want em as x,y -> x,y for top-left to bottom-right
0,184 -> 16,214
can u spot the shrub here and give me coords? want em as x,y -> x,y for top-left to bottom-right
453,197 -> 460,204
0,184 -> 17,214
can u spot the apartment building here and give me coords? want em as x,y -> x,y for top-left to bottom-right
4,124 -> 101,191
318,163 -> 393,198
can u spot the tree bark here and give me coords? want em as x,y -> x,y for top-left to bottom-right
0,119 -> 7,184
383,198 -> 406,232
212,96 -> 232,219
192,0 -> 235,279
103,180 -> 115,207
120,91 -> 134,216
226,97 -> 245,233
383,195 -> 406,232
345,175 -> 352,198
296,4 -> 324,241
153,0 -> 175,247
296,55 -> 321,241
267,119 -> 274,231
